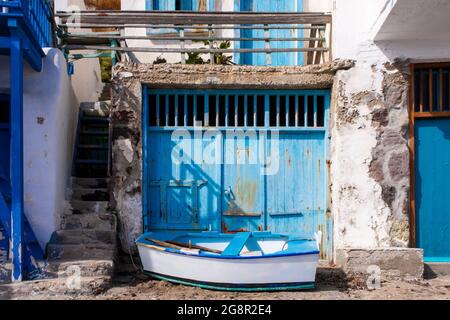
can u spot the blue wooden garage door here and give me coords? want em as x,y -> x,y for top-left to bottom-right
143,88 -> 330,255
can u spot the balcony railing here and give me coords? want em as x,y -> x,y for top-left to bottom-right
0,0 -> 54,48
56,11 -> 331,66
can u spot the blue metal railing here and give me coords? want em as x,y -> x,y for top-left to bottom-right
0,0 -> 54,48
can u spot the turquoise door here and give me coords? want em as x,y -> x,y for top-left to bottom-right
143,89 -> 330,256
415,118 -> 450,262
236,0 -> 304,66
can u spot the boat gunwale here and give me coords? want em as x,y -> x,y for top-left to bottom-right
136,240 -> 320,260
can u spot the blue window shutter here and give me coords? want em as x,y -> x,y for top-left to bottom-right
236,0 -> 304,66
208,0 -> 216,11
146,0 -> 176,11
146,0 -> 196,11
180,0 -> 193,10
146,0 -> 215,12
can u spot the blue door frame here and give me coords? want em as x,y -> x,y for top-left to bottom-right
411,63 -> 450,262
142,88 -> 332,258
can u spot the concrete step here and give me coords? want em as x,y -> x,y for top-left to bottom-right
80,101 -> 110,118
0,262 -> 11,285
71,188 -> 109,201
0,276 -> 112,298
61,213 -> 116,231
45,259 -> 114,278
71,177 -> 109,189
68,200 -> 109,215
47,243 -> 115,261
50,230 -> 116,245
424,262 -> 450,278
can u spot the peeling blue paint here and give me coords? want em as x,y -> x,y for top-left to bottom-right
142,88 -> 332,258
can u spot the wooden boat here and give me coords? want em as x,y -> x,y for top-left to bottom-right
136,231 -> 321,291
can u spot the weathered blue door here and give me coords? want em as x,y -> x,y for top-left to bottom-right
236,0 -> 304,66
143,89 -> 330,256
415,118 -> 450,262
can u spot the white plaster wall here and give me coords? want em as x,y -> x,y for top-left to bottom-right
333,0 -> 450,62
304,0 -> 332,13
330,1 -> 396,251
55,0 -> 104,102
329,0 -> 450,252
0,49 -> 79,249
330,64 -> 392,249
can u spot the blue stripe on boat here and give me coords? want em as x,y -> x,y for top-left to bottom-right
137,242 -> 319,260
146,271 -> 316,292
136,231 -> 319,260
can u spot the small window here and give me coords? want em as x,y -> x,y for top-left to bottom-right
412,63 -> 450,117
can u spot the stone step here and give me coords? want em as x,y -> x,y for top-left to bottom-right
80,101 -> 110,118
50,230 -> 116,245
0,276 -> 112,298
71,177 -> 109,189
61,213 -> 116,231
0,262 -> 11,285
424,262 -> 450,278
71,188 -> 109,201
68,200 -> 109,215
45,259 -> 114,278
47,243 -> 115,261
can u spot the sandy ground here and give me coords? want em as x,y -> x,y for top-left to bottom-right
90,273 -> 450,300
2,266 -> 449,300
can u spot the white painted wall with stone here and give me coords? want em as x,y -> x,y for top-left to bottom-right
0,49 -> 79,249
55,0 -> 104,102
330,0 -> 450,255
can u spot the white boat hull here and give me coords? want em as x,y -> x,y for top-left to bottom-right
137,245 -> 319,290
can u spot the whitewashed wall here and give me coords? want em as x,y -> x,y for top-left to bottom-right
55,0 -> 104,102
0,49 -> 79,249
330,0 -> 450,253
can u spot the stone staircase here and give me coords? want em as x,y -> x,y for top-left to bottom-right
42,102 -> 116,294
98,83 -> 112,102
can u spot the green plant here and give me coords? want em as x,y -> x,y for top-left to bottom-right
186,51 -> 205,65
185,40 -> 234,65
99,56 -> 112,82
153,56 -> 167,64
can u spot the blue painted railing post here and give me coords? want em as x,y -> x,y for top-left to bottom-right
10,35 -> 24,282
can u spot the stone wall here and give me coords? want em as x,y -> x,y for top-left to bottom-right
330,60 -> 411,252
335,248 -> 424,279
110,61 -> 353,253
